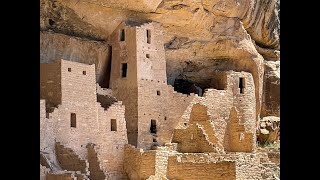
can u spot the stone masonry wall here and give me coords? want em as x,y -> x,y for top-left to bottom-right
124,146 -> 263,180
137,80 -> 195,149
124,145 -> 156,180
40,60 -> 128,179
136,22 -> 167,82
167,154 -> 236,180
55,142 -> 88,174
60,60 -> 97,105
172,124 -> 218,153
176,71 -> 256,152
171,103 -> 224,153
226,107 -> 254,152
110,22 -> 139,146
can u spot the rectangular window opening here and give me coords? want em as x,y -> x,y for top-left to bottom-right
83,71 -> 86,75
68,68 -> 71,72
71,113 -> 76,128
111,119 -> 117,131
121,63 -> 128,78
146,54 -> 150,58
157,90 -> 160,96
239,77 -> 245,94
120,29 -> 125,41
150,119 -> 157,134
147,29 -> 151,44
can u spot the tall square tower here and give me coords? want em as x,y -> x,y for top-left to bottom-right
109,21 -> 168,148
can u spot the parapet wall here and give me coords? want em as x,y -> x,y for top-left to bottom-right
124,145 -> 263,180
167,155 -> 236,180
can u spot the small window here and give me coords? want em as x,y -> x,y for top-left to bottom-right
111,119 -> 117,131
71,113 -> 76,128
157,90 -> 160,96
48,19 -> 55,26
184,123 -> 187,126
121,63 -> 128,78
239,77 -> 245,94
83,71 -> 86,75
147,29 -> 151,44
68,68 -> 71,72
164,116 -> 167,120
120,29 -> 125,41
146,54 -> 150,58
150,120 -> 157,134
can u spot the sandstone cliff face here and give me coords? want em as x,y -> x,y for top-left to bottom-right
40,0 -> 279,120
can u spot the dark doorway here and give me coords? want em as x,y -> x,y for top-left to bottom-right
122,63 -> 128,78
71,113 -> 76,128
239,77 -> 245,94
120,29 -> 125,41
147,29 -> 151,44
150,120 -> 157,134
100,45 -> 112,88
111,119 -> 117,131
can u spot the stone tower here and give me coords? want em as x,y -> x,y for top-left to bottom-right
109,21 -> 169,148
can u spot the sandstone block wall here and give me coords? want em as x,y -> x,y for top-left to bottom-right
136,22 -> 167,82
176,71 -> 256,152
110,22 -> 139,146
167,155 -> 236,180
60,60 -> 97,104
55,142 -> 88,174
124,145 -> 156,180
124,144 -> 263,180
172,123 -> 219,153
40,60 -> 128,179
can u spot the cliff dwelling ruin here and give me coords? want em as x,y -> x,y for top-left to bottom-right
40,19 -> 280,179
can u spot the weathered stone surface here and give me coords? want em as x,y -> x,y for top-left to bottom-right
41,0 -> 279,50
257,116 -> 280,144
261,61 -> 280,117
40,31 -> 110,84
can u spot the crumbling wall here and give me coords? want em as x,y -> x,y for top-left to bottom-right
55,142 -> 88,174
87,144 -> 106,180
41,60 -> 128,178
94,102 -> 128,179
225,107 -> 254,152
234,153 -> 262,179
40,164 -> 50,180
167,154 -> 236,180
172,124 -> 218,153
123,147 -> 263,180
40,99 -> 56,153
137,80 -> 196,149
176,71 -> 256,152
124,145 -> 156,180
